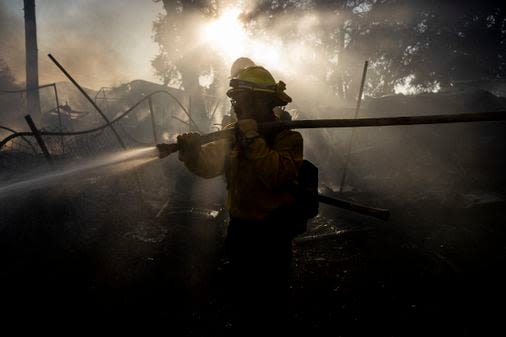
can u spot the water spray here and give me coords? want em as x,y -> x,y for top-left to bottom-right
0,147 -> 158,198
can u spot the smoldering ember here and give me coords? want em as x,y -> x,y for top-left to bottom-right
1,0 -> 505,335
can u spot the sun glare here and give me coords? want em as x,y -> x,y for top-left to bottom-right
200,8 -> 284,73
202,8 -> 247,62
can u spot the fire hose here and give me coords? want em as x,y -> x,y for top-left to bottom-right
156,110 -> 506,221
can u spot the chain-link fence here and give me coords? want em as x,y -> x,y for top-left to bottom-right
0,83 -> 223,175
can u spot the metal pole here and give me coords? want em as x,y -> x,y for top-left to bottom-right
148,96 -> 158,144
172,115 -> 191,126
24,114 -> 52,165
52,83 -> 64,154
354,61 -> 368,119
158,108 -> 506,160
339,60 -> 368,193
47,54 -> 126,149
155,110 -> 506,151
24,0 -> 41,119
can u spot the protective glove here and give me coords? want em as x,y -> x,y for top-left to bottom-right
176,132 -> 201,162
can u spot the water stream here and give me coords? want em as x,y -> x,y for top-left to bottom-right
0,147 -> 159,198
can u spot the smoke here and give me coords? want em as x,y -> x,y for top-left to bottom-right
0,0 -> 161,89
0,2 -> 25,83
1,0 -> 503,209
191,1 -> 505,210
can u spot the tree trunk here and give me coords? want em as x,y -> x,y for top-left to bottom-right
336,23 -> 346,100
179,59 -> 209,132
160,0 -> 209,132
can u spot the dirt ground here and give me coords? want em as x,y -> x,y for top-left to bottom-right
0,157 -> 505,336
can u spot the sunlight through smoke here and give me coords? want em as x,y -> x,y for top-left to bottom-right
200,7 -> 285,74
201,8 -> 247,63
394,74 -> 441,95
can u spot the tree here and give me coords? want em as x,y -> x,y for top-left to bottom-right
350,0 -> 506,94
0,60 -> 23,123
0,60 -> 17,89
151,0 -> 506,111
152,0 -> 221,132
403,1 -> 506,88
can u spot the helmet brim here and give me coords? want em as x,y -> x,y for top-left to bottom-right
227,88 -> 292,106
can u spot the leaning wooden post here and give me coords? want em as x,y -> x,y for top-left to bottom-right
24,114 -> 52,165
339,60 -> 368,193
52,83 -> 64,154
48,54 -> 126,149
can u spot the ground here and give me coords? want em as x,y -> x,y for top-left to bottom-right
0,156 -> 505,336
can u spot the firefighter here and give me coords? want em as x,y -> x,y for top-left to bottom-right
177,65 -> 302,332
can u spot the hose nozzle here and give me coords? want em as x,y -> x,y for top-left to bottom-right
156,143 -> 178,159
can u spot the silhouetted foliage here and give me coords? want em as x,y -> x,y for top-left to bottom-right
152,0 -> 221,131
0,59 -> 22,124
0,59 -> 17,89
151,0 -> 506,100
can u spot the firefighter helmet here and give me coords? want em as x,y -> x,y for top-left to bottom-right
230,57 -> 255,78
227,66 -> 292,106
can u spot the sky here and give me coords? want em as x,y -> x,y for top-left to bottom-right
0,0 -> 162,89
